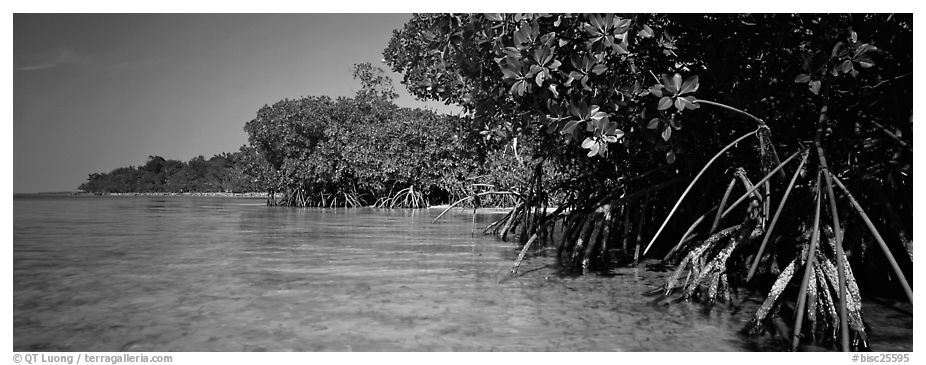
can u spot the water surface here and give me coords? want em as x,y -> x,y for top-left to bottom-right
13,195 -> 912,351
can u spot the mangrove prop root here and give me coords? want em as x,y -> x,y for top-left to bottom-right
720,149 -> 804,218
582,205 -> 613,273
665,252 -> 693,295
764,180 -> 771,227
869,119 -> 911,150
792,172 -> 822,351
694,99 -> 766,126
621,202 -> 632,253
663,151 -> 800,262
500,202 -> 524,241
509,231 -> 542,275
818,245 -> 867,343
570,214 -> 597,264
596,207 -> 613,266
471,202 -> 477,236
581,217 -> 603,273
806,259 -> 819,339
431,190 -> 519,224
735,167 -> 763,202
663,206 -> 716,262
651,146 -> 801,259
664,224 -> 741,295
484,209 -> 512,234
757,124 -> 785,180
753,257 -> 798,328
644,129 -> 759,256
819,150 -> 850,352
747,150 -> 810,282
634,193 -> 651,264
558,218 -> 579,260
815,264 -> 838,341
711,177 -> 738,234
831,175 -> 913,304
809,73 -> 852,350
686,234 -> 738,300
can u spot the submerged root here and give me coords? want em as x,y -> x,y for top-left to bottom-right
663,220 -> 763,303
378,185 -> 428,208
745,223 -> 869,350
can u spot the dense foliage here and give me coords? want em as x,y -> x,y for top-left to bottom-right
241,63 -> 490,207
78,152 -> 259,193
384,13 -> 912,351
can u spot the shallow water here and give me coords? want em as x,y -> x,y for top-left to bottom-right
13,195 -> 911,351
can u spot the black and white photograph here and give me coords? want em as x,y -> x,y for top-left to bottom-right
10,5 -> 916,360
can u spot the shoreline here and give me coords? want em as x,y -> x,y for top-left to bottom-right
72,192 -> 269,198
26,193 -> 561,212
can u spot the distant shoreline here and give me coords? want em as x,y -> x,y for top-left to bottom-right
15,193 -> 544,212
14,193 -> 530,211
40,192 -> 271,198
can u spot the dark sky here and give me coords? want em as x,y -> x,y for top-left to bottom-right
14,14 -> 459,193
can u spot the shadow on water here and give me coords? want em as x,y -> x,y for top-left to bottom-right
13,196 -> 912,351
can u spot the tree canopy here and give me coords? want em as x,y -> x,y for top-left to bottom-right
79,152 -> 259,193
384,13 -> 912,351
241,63 -> 490,207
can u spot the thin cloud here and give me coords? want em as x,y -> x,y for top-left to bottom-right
16,63 -> 58,71
15,48 -> 88,71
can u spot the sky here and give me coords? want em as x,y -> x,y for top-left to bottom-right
13,14 -> 461,193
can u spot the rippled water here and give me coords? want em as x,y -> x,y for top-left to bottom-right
13,195 -> 912,351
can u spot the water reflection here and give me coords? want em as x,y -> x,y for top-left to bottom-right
13,196 -> 911,351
